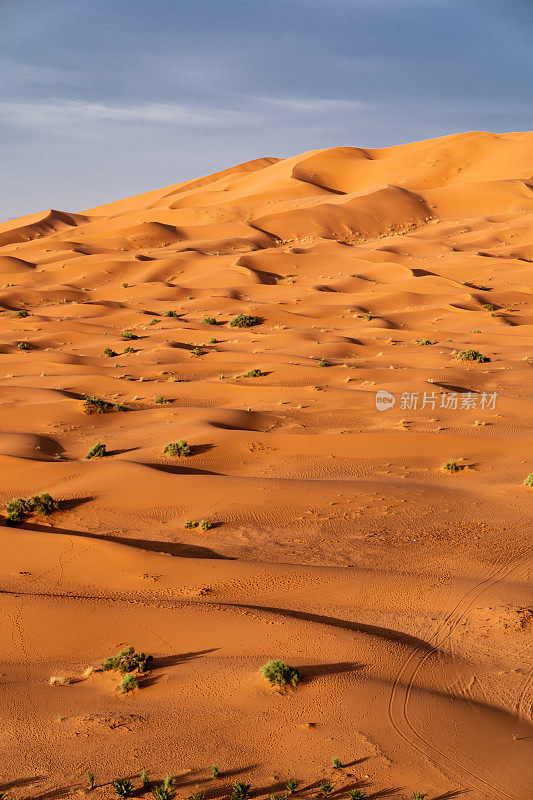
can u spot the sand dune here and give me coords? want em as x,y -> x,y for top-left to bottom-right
0,131 -> 532,800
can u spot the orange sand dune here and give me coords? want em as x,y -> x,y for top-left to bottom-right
0,131 -> 532,800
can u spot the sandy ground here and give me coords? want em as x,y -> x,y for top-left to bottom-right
0,130 -> 532,800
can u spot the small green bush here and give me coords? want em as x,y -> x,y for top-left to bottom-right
103,645 -> 153,674
231,782 -> 251,800
318,359 -> 329,367
82,396 -> 126,414
332,758 -> 341,769
524,474 -> 533,487
443,460 -> 462,473
148,318 -> 159,326
243,369 -> 263,378
164,310 -> 177,317
319,782 -> 333,798
199,519 -> 212,530
124,346 -> 135,354
155,396 -> 167,404
120,673 -> 139,693
122,282 -> 129,289
121,331 -> 139,340
416,339 -> 435,345
85,442 -> 106,460
482,303 -> 496,311
192,346 -> 203,356
141,770 -> 150,789
285,780 -> 298,795
203,317 -> 217,325
229,314 -> 259,328
151,785 -> 174,800
464,281 -> 490,291
208,338 -> 219,344
113,779 -> 134,798
88,772 -> 95,790
17,341 -> 30,350
104,347 -> 118,357
412,794 -> 427,800
260,660 -> 300,689
6,493 -> 58,524
364,313 -> 374,321
454,350 -> 490,363
350,791 -> 364,800
164,440 -> 191,457
15,309 -> 30,318
184,520 -> 196,529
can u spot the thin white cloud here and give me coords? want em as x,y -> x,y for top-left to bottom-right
0,99 -> 244,127
254,96 -> 368,113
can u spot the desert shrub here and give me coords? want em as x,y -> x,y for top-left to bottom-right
164,310 -> 177,317
15,309 -> 30,318
49,675 -> 73,686
164,440 -> 191,457
331,758 -> 341,769
318,359 -> 329,367
103,645 -> 153,675
88,773 -> 95,790
524,474 -> 533,487
17,341 -> 30,350
231,782 -> 251,800
122,282 -> 129,288
155,396 -> 167,404
104,347 -> 118,357
120,673 -> 139,693
188,793 -> 205,800
416,339 -> 435,345
319,782 -> 333,798
85,442 -> 106,460
211,765 -> 221,779
121,331 -> 139,340
208,337 -> 219,344
454,350 -> 490,363
184,520 -> 196,529
464,281 -> 490,290
364,313 -> 374,321
412,794 -> 427,800
124,346 -> 135,354
6,493 -> 58,524
285,780 -> 298,795
260,660 -> 300,689
192,346 -> 203,356
113,779 -> 134,798
199,519 -> 212,530
482,303 -> 496,311
141,771 -> 150,789
443,460 -> 462,473
350,792 -> 364,800
229,314 -> 259,328
203,317 -> 217,325
243,369 -> 263,378
82,396 -> 126,414
151,786 -> 174,800
163,777 -> 175,792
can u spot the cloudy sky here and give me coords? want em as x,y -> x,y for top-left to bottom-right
1,0 -> 532,220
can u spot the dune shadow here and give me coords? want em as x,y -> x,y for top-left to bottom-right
106,447 -> 141,457
4,520 -> 233,560
433,792 -> 468,800
217,603 -> 432,651
0,777 -> 46,791
145,462 -> 221,477
58,496 -> 94,512
154,649 -> 219,668
432,382 -> 477,394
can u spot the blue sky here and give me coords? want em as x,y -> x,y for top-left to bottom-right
1,0 -> 531,220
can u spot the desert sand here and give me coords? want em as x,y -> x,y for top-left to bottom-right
0,130 -> 532,800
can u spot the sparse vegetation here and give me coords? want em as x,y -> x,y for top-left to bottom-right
164,440 -> 191,457
229,314 -> 259,328
317,359 -> 329,367
199,519 -> 212,530
443,460 -> 462,473
121,331 -> 139,340
49,675 -> 73,686
464,281 -> 490,290
364,313 -> 374,321
85,442 -> 106,460
88,772 -> 95,790
6,493 -> 58,524
17,341 -> 30,350
120,673 -> 139,693
211,765 -> 221,779
243,368 -> 263,377
151,786 -> 174,800
208,337 -> 219,344
141,771 -> 150,789
319,781 -> 333,798
82,395 -> 126,414
155,395 -> 168,404
416,339 -> 435,345
412,794 -> 427,800
122,282 -> 128,288
192,346 -> 203,356
350,792 -> 364,800
203,317 -> 217,325
260,660 -> 300,689
184,520 -> 196,528
15,309 -> 29,318
286,780 -> 298,795
103,645 -> 153,675
482,303 -> 496,311
231,782 -> 251,800
524,474 -> 533,487
104,347 -> 118,357
454,349 -> 490,363
124,346 -> 135,354
331,758 -> 341,769
113,779 -> 134,799
164,310 -> 177,317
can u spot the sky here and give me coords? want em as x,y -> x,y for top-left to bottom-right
1,0 -> 532,220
